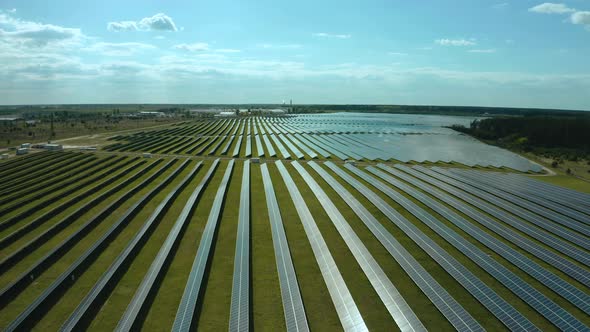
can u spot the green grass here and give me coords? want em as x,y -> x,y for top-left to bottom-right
194,161 -> 241,330
0,159 -> 179,328
36,161 -> 192,331
138,159 -> 218,330
249,163 -> 285,331
530,175 -> 590,194
291,162 -> 397,331
375,166 -> 590,326
266,162 -> 341,330
0,158 -> 144,262
324,163 -> 523,331
84,161 -> 199,330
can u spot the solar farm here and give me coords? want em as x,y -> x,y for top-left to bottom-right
1,114 -> 589,331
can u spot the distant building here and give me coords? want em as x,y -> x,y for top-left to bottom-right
21,143 -> 31,149
0,117 -> 23,126
215,111 -> 237,118
16,148 -> 29,155
269,109 -> 286,115
139,111 -> 165,117
44,144 -> 63,151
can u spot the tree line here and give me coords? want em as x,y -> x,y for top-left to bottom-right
450,116 -> 590,159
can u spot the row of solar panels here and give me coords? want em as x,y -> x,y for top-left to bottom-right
4,157 -> 587,331
106,116 -> 539,172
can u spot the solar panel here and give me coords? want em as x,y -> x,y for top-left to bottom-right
113,160 -> 217,331
232,135 -> 243,158
172,159 -> 234,332
229,160 -> 251,332
5,159 -> 181,331
260,163 -> 309,332
435,168 -> 590,236
340,163 -> 539,332
63,159 -> 198,331
302,134 -> 347,160
314,135 -> 360,160
283,134 -> 318,159
209,135 -> 227,155
505,173 -> 590,206
269,133 -> 291,159
221,135 -> 236,155
275,161 -> 367,331
293,134 -> 330,158
314,161 -> 482,332
412,164 -> 590,266
370,165 -> 590,317
381,164 -> 590,287
245,135 -> 252,157
254,135 -> 265,157
277,135 -> 304,159
261,134 -> 277,157
290,161 -> 426,332
448,169 -> 590,224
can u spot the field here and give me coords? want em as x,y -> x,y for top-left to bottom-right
1,115 -> 589,332
0,117 -> 181,151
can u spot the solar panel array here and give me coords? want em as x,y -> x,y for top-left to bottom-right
374,164 -> 590,313
172,159 -> 234,332
367,166 -> 590,321
448,168 -> 590,222
6,159 -> 183,331
229,160 -> 250,332
342,163 -> 539,332
3,113 -> 589,331
433,167 -> 590,238
291,161 -> 426,332
409,165 -> 590,266
260,163 -> 309,332
62,159 -> 199,331
275,161 -> 367,332
114,160 -> 217,331
315,162 -> 483,332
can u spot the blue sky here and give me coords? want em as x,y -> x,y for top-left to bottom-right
0,1 -> 589,109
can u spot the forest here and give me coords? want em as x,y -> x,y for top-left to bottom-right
450,116 -> 590,159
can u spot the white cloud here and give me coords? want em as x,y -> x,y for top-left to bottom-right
107,13 -> 177,32
435,38 -> 476,46
388,52 -> 407,56
528,4 -> 590,30
0,12 -> 86,48
492,3 -> 509,9
8,8 -> 16,13
312,32 -> 351,39
83,42 -> 155,56
107,21 -> 138,32
154,35 -> 165,40
174,42 -> 209,51
571,11 -> 590,25
529,3 -> 575,14
139,13 -> 177,31
468,49 -> 496,53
